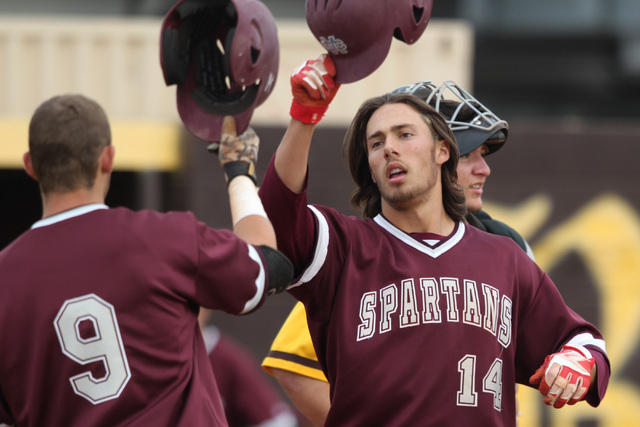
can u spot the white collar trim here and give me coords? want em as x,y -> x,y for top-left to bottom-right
373,214 -> 465,258
31,204 -> 108,229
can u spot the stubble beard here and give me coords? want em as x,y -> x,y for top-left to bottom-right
380,149 -> 438,209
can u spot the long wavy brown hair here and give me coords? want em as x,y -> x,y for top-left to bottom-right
343,92 -> 466,221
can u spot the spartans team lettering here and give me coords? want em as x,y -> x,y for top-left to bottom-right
356,277 -> 513,348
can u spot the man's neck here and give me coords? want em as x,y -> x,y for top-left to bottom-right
382,203 -> 456,236
41,190 -> 105,219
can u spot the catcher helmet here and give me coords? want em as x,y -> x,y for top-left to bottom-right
160,0 -> 279,142
393,81 -> 508,156
306,0 -> 433,84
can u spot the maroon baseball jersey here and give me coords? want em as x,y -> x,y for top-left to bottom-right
0,204 -> 270,426
259,161 -> 610,427
201,325 -> 297,427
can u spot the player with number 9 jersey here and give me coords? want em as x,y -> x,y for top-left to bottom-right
0,93 -> 292,427
0,207 -> 272,426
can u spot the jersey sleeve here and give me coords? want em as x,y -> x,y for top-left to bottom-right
513,264 -> 609,406
186,213 -> 269,315
259,155 -> 357,307
469,212 -> 608,403
468,210 -> 535,260
259,156 -> 319,278
262,302 -> 327,382
586,348 -> 610,406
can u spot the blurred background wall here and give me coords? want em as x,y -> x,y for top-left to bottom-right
1,1 -> 639,425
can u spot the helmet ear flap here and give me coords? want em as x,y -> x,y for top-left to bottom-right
393,0 -> 433,44
162,0 -> 214,86
161,28 -> 189,85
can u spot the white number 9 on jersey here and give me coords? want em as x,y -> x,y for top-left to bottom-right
54,294 -> 131,404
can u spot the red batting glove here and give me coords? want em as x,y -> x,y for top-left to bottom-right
529,344 -> 595,409
290,54 -> 341,124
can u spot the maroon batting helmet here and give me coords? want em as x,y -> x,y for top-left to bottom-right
306,0 -> 433,84
160,0 -> 279,142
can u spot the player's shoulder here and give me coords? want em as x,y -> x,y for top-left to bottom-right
463,220 -> 525,252
314,207 -> 406,254
111,207 -> 198,229
104,208 -> 213,251
309,204 -> 373,236
460,225 -> 539,278
311,204 -> 385,231
0,235 -> 21,264
111,206 -> 195,220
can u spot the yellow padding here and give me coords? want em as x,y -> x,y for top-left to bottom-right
0,118 -> 183,172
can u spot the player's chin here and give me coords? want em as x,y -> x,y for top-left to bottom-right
465,197 -> 483,213
381,189 -> 415,209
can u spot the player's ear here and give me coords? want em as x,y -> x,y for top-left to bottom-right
100,145 -> 115,174
23,152 -> 38,181
435,138 -> 450,166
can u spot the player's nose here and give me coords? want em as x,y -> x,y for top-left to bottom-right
473,156 -> 491,177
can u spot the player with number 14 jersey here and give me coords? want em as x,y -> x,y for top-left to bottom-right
260,167 -> 608,425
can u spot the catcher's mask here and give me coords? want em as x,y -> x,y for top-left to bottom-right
392,81 -> 508,156
161,0 -> 279,142
306,0 -> 433,84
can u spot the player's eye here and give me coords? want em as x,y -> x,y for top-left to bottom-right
370,140 -> 383,149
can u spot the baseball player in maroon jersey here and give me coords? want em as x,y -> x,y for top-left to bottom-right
201,325 -> 299,427
262,79 -> 536,426
0,94 -> 292,426
257,56 -> 610,426
198,309 -> 299,427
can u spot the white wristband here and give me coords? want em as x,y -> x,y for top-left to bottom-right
227,175 -> 267,226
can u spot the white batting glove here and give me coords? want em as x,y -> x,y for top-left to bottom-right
529,344 -> 595,408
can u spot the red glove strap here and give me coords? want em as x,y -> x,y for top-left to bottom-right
290,99 -> 328,125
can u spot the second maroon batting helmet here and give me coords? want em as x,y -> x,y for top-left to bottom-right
306,0 -> 433,84
160,0 -> 279,142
